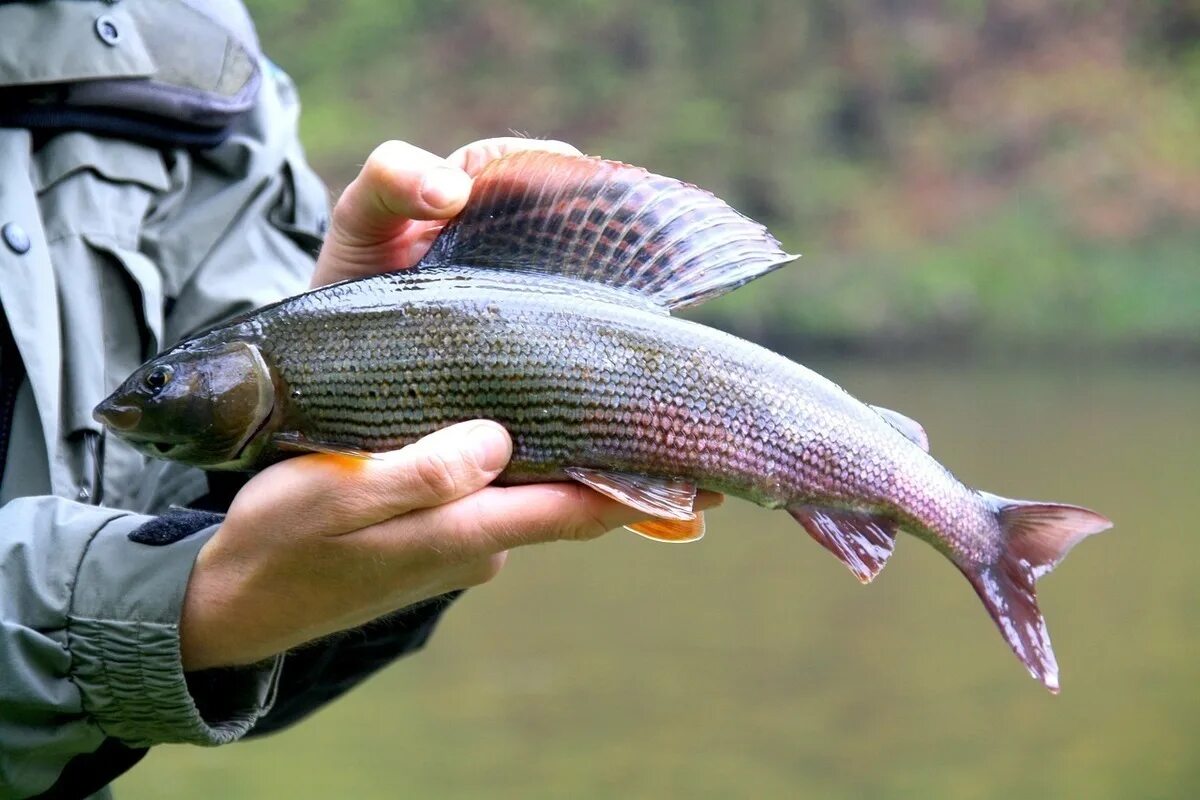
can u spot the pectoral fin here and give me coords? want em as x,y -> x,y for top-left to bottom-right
274,432 -> 379,460
788,505 -> 898,583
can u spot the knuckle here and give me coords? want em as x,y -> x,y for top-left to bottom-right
330,186 -> 370,238
413,450 -> 462,499
560,520 -> 607,542
448,495 -> 521,556
329,192 -> 357,232
358,141 -> 406,193
335,140 -> 442,231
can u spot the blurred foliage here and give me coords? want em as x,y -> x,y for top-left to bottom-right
247,0 -> 1200,355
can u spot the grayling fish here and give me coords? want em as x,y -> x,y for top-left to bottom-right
94,151 -> 1111,691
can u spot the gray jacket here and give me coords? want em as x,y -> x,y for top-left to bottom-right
0,3 -> 452,797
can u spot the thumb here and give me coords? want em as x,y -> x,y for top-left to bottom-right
230,421 -> 513,535
370,420 -> 514,518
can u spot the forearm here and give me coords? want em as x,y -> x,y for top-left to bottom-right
0,498 -> 280,797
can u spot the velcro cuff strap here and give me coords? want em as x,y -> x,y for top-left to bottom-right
128,508 -> 225,546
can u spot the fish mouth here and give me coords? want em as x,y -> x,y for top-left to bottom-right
119,434 -> 184,458
93,400 -> 143,431
91,401 -> 185,457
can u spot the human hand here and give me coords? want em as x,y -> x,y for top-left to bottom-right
311,136 -> 582,288
179,420 -> 721,670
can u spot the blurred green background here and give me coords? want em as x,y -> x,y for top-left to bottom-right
117,2 -> 1198,798
249,0 -> 1199,357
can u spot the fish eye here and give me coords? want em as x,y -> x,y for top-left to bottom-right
144,365 -> 173,394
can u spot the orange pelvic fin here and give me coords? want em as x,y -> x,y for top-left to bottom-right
626,514 -> 706,543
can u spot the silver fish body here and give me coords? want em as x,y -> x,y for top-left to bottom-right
240,267 -> 999,564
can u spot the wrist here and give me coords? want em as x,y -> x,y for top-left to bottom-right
179,535 -> 286,670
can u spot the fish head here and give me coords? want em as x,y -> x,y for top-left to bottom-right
93,340 -> 276,470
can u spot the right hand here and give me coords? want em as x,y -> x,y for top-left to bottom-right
179,420 -> 720,671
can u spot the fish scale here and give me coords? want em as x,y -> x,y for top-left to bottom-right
94,150 -> 1111,691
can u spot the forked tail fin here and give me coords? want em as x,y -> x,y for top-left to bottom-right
962,493 -> 1112,693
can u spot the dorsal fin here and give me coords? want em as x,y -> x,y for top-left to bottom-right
419,151 -> 799,309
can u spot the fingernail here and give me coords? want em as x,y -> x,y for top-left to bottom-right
420,167 -> 471,210
468,422 -> 511,472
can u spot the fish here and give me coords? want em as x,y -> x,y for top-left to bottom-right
94,151 -> 1112,692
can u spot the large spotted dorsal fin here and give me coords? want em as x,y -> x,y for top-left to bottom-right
418,151 -> 798,309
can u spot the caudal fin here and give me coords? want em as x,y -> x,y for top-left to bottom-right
962,493 -> 1112,693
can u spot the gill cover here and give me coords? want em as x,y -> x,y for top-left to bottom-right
211,341 -> 277,467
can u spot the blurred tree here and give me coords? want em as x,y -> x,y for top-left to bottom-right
246,0 -> 1200,357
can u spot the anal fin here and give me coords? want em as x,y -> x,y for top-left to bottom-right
626,514 -> 706,543
788,505 -> 898,583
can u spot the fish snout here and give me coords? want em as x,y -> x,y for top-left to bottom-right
93,399 -> 142,431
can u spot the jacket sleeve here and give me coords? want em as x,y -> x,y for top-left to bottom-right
0,498 -> 282,798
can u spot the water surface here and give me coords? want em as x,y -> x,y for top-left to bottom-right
117,362 -> 1199,799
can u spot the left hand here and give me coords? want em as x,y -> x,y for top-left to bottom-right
179,421 -> 715,670
312,137 -> 581,288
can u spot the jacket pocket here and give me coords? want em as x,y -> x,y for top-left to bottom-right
34,133 -> 170,197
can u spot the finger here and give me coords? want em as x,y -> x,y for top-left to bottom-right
445,137 -> 582,177
312,217 -> 442,286
333,140 -> 473,244
231,420 -> 513,535
354,484 -> 725,563
314,138 -> 585,286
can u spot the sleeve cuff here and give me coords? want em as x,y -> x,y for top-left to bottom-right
66,513 -> 282,747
